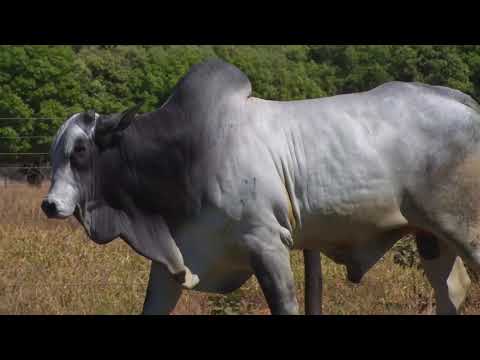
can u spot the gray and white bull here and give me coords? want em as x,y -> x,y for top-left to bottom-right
42,59 -> 479,315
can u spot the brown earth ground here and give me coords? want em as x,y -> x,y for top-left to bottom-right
1,183 -> 480,315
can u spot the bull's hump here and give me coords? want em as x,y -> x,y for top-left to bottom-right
167,58 -> 252,107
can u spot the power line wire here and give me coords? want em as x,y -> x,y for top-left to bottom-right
0,166 -> 52,169
0,136 -> 53,139
0,153 -> 48,155
0,117 -> 63,120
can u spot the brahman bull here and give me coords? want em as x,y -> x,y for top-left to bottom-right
42,59 -> 479,314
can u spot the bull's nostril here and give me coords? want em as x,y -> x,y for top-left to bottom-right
41,199 -> 58,217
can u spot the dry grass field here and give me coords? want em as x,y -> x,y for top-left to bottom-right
2,183 -> 480,315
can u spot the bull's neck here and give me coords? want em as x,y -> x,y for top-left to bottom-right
103,109 -> 199,225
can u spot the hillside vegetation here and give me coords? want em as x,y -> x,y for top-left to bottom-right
1,45 -> 480,157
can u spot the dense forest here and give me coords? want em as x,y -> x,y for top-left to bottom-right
1,45 -> 480,160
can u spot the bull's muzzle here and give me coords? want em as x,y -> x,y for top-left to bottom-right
41,198 -> 71,219
41,199 -> 59,218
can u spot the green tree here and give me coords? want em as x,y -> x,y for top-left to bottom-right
1,45 -> 480,163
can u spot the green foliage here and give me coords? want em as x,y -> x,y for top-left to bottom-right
1,45 -> 480,157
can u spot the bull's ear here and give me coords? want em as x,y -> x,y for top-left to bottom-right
97,102 -> 143,134
94,102 -> 143,148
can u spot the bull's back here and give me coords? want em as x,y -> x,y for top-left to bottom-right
245,82 -> 480,251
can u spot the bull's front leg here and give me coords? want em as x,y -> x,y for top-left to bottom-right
142,261 -> 183,315
304,250 -> 323,315
243,226 -> 299,315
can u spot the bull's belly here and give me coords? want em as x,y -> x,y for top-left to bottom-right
293,200 -> 410,281
296,209 -> 408,249
180,241 -> 252,294
176,206 -> 253,294
192,267 -> 252,294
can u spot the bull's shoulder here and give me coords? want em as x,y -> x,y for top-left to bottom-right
167,58 -> 252,107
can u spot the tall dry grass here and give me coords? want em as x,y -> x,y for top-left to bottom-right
1,183 -> 480,315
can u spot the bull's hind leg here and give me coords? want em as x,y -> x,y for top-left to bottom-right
401,151 -> 480,314
304,250 -> 323,315
415,231 -> 471,315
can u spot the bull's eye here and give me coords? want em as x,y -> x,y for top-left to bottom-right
74,144 -> 86,154
71,142 -> 88,170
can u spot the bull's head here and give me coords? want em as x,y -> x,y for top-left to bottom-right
41,104 -> 199,290
41,104 -> 140,219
